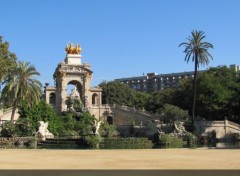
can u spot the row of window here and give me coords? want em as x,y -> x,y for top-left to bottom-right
123,75 -> 193,84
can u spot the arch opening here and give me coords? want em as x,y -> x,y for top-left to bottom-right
92,93 -> 99,105
107,116 -> 113,125
49,92 -> 56,106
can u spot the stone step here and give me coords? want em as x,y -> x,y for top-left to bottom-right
37,138 -> 87,149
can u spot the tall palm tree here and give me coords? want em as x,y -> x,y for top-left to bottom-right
179,30 -> 213,129
2,61 -> 42,122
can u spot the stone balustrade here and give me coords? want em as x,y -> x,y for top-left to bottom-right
194,119 -> 240,140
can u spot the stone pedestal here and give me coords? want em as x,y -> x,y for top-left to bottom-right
64,54 -> 82,65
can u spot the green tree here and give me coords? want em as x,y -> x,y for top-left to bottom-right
1,61 -> 42,122
179,30 -> 213,128
100,81 -> 151,110
18,101 -> 60,135
196,66 -> 239,121
146,88 -> 175,113
159,104 -> 189,123
174,66 -> 240,123
100,81 -> 135,106
74,111 -> 96,135
134,91 -> 151,109
0,36 -> 17,84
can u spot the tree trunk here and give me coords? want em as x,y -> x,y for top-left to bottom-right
10,99 -> 18,123
192,58 -> 198,131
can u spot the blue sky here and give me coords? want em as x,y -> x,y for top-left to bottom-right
1,0 -> 240,87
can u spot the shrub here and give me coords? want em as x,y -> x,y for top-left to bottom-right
0,122 -> 15,137
100,138 -> 153,149
85,135 -> 101,148
160,134 -> 184,148
186,132 -> 198,148
99,121 -> 118,138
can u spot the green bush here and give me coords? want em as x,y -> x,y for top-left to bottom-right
85,135 -> 101,148
186,132 -> 198,148
99,121 -> 117,138
160,134 -> 185,148
18,101 -> 59,135
100,138 -> 153,149
0,122 -> 15,137
14,118 -> 35,137
25,137 -> 37,148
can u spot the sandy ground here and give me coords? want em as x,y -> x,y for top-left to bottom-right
0,148 -> 240,169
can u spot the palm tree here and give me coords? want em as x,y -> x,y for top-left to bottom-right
2,61 -> 42,122
179,30 -> 213,129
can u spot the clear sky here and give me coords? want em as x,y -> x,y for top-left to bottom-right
1,0 -> 240,87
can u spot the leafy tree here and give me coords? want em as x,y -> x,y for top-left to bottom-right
100,81 -> 135,106
179,30 -> 213,127
134,91 -> 151,109
65,97 -> 74,112
174,66 -> 240,123
1,61 -> 42,122
196,66 -> 239,120
14,118 -> 35,137
174,78 -> 193,112
100,81 -> 151,110
18,101 -> 60,135
145,88 -> 175,113
65,97 -> 83,112
71,111 -> 96,136
159,104 -> 189,123
0,36 -> 17,84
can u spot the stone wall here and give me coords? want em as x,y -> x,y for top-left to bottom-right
0,137 -> 36,147
194,120 -> 240,140
0,108 -> 19,121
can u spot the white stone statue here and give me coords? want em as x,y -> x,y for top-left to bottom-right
174,121 -> 187,134
35,121 -> 54,141
94,120 -> 102,135
70,86 -> 80,99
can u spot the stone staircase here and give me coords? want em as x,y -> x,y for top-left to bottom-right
37,138 -> 88,149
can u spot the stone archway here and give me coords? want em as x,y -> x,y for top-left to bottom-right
51,46 -> 93,114
67,80 -> 83,101
44,44 -> 107,119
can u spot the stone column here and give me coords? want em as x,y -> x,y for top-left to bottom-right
224,119 -> 228,139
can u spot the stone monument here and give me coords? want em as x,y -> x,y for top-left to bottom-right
44,43 -> 107,120
35,121 -> 54,141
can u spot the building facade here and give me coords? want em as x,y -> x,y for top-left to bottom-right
115,64 -> 239,93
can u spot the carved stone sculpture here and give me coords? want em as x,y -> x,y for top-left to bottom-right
70,86 -> 80,99
93,120 -> 102,135
35,121 -> 54,141
174,121 -> 187,134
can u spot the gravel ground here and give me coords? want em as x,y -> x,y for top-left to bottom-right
0,148 -> 240,169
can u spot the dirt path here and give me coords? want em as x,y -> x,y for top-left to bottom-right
0,148 -> 240,169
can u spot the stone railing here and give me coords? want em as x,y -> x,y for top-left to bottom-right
228,121 -> 240,130
194,119 -> 240,139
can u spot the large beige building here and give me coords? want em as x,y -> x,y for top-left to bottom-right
115,64 -> 239,93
